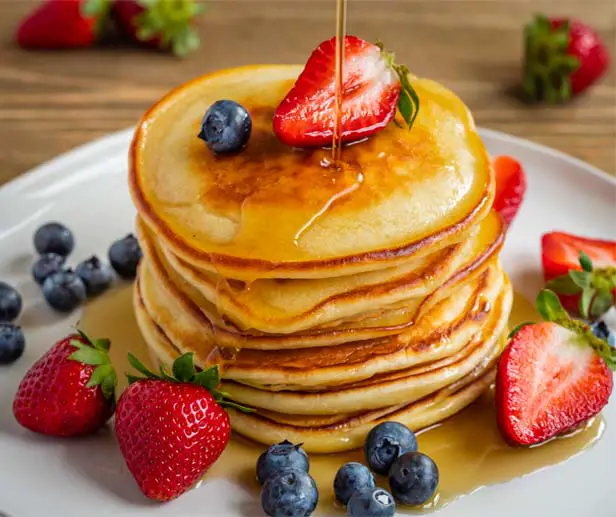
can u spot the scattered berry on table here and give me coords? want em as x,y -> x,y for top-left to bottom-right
261,468 -> 318,517
0,282 -> 23,322
257,440 -> 310,485
347,487 -> 396,517
0,323 -> 26,365
34,222 -> 74,257
32,253 -> 65,285
334,462 -> 375,506
591,320 -> 615,347
75,256 -> 113,296
364,421 -> 418,475
108,234 -> 142,280
388,451 -> 439,506
42,269 -> 86,313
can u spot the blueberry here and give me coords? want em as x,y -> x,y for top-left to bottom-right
108,234 -> 142,280
42,269 -> 86,313
31,253 -> 66,285
591,321 -> 615,347
347,488 -> 396,517
198,100 -> 252,154
0,323 -> 25,365
75,256 -> 113,296
34,222 -> 74,257
257,440 -> 310,485
334,462 -> 375,505
261,469 -> 318,517
388,452 -> 439,506
364,422 -> 418,475
0,282 -> 22,322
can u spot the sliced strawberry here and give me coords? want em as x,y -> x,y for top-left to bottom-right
542,232 -> 616,316
273,36 -> 418,147
492,156 -> 527,226
496,321 -> 613,446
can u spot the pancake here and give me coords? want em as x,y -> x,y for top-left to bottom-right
133,266 -> 510,414
136,245 -> 509,390
130,65 -> 494,280
137,210 -> 504,335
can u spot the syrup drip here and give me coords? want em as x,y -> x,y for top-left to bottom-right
80,288 -> 605,513
332,0 -> 347,167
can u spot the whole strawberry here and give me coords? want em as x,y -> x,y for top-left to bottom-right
523,15 -> 610,103
115,353 -> 248,501
111,0 -> 203,56
492,156 -> 527,226
16,0 -> 110,49
13,330 -> 116,437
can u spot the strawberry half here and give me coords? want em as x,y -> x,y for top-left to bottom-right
115,353 -> 250,501
497,289 -> 615,446
13,330 -> 116,437
492,156 -> 527,226
542,232 -> 616,318
496,321 -> 613,446
273,36 -> 419,147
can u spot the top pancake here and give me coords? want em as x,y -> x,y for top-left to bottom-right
130,65 -> 494,280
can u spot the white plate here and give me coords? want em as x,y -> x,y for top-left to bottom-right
0,128 -> 615,517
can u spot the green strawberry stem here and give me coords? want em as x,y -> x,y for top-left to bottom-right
523,14 -> 580,103
68,329 -> 117,401
376,41 -> 420,130
535,289 -> 616,370
134,0 -> 205,57
126,352 -> 253,413
545,251 -> 616,319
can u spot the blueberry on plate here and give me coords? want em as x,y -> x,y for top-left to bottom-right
75,256 -> 113,296
31,253 -> 66,285
261,468 -> 318,517
347,487 -> 396,517
591,320 -> 615,347
388,451 -> 439,506
33,222 -> 74,257
108,234 -> 142,280
364,421 -> 418,475
334,462 -> 375,505
257,439 -> 310,485
198,100 -> 252,154
0,282 -> 22,322
0,323 -> 25,365
42,269 -> 87,313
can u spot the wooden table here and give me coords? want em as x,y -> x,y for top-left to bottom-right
0,0 -> 614,186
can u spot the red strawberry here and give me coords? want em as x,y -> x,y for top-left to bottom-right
273,36 -> 419,147
111,0 -> 203,56
13,331 -> 116,437
16,0 -> 109,49
492,156 -> 527,226
523,15 -> 610,102
542,232 -> 616,317
496,320 -> 613,446
115,353 -> 248,501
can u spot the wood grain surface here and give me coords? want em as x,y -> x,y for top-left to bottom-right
0,0 -> 614,186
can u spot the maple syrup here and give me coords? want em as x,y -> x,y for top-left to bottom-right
332,0 -> 347,167
80,288 -> 604,513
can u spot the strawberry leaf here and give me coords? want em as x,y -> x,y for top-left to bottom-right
545,275 -> 583,295
580,288 -> 595,319
127,352 -> 158,379
579,251 -> 593,272
569,270 -> 591,289
536,289 -> 569,322
172,353 -> 196,382
159,364 -> 175,382
590,290 -> 613,318
69,347 -> 108,366
194,367 -> 220,391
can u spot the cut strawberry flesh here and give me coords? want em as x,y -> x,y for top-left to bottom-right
492,156 -> 526,226
496,322 -> 613,446
273,35 -> 401,147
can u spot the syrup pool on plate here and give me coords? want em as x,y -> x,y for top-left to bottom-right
80,287 -> 604,513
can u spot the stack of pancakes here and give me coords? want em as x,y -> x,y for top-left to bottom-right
129,65 -> 512,453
